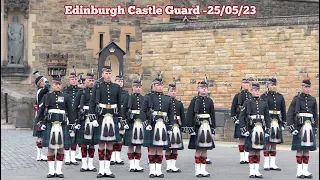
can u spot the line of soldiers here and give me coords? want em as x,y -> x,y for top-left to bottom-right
231,77 -> 318,179
32,65 -> 317,179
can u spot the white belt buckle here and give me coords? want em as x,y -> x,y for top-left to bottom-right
48,109 -> 66,114
83,106 -> 89,110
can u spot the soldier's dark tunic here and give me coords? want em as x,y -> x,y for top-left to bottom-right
141,92 -> 174,147
186,96 -> 216,150
287,93 -> 318,151
63,85 -> 81,143
33,84 -> 50,137
231,90 -> 252,138
119,88 -> 129,134
260,91 -> 286,144
38,91 -> 75,148
239,97 -> 271,150
73,87 -> 94,145
122,93 -> 145,146
89,81 -> 121,144
165,97 -> 185,150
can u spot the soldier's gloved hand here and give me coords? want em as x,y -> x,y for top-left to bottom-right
41,125 -> 46,131
74,124 -> 81,130
242,131 -> 250,137
281,126 -> 285,131
231,116 -> 237,123
92,120 -> 99,127
124,125 -> 129,130
265,133 -> 270,138
146,125 -> 152,131
79,109 -> 85,115
292,130 -> 299,136
190,132 -> 196,136
66,118 -> 69,125
168,130 -> 172,136
235,120 -> 239,124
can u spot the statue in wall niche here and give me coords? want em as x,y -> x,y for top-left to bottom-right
8,15 -> 24,64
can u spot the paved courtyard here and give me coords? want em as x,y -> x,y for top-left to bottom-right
1,124 -> 319,180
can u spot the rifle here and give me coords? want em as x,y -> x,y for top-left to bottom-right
95,77 -> 103,117
78,91 -> 86,121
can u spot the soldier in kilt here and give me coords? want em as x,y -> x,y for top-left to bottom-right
110,75 -> 128,165
260,78 -> 286,171
185,77 -> 216,178
141,75 -> 174,178
144,85 -> 154,164
73,72 -> 97,172
287,78 -> 318,179
239,82 -> 271,178
231,78 -> 252,164
122,76 -> 145,172
32,71 -> 50,161
88,65 -> 122,178
37,75 -> 77,178
164,82 -> 185,173
75,74 -> 86,161
62,68 -> 81,165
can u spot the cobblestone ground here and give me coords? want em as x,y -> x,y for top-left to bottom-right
1,127 -> 319,180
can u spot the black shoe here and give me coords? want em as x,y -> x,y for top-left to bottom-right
196,174 -> 202,178
166,169 -> 172,173
270,167 -> 281,171
104,173 -> 115,178
157,174 -> 164,178
244,161 -> 249,164
264,168 -> 270,171
255,175 -> 263,179
96,173 -> 104,178
110,161 -> 116,165
65,162 -> 70,165
249,175 -> 255,178
129,169 -> 135,172
206,160 -> 212,164
305,174 -> 313,179
135,169 -> 144,172
116,161 -> 124,165
56,173 -> 64,178
171,169 -> 181,173
80,168 -> 87,172
297,175 -> 305,179
88,168 -> 97,172
202,174 -> 210,178
149,174 -> 155,178
240,161 -> 245,164
71,161 -> 79,165
47,174 -> 55,178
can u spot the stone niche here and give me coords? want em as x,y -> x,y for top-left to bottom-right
1,0 -> 30,83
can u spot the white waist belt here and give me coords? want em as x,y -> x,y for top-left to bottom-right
152,111 -> 167,116
131,110 -> 140,114
299,113 -> 313,118
197,114 -> 210,118
250,115 -> 264,119
269,110 -> 280,115
99,103 -> 117,109
48,109 -> 66,114
83,106 -> 89,110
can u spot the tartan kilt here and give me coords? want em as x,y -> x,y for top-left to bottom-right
92,115 -> 121,145
75,120 -> 96,145
32,116 -> 44,137
244,130 -> 267,151
188,126 -> 215,150
233,123 -> 246,139
142,128 -> 154,147
265,114 -> 283,144
291,125 -> 317,151
42,122 -> 72,149
123,122 -> 143,147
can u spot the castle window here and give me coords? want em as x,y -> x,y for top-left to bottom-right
126,35 -> 130,53
99,33 -> 104,50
